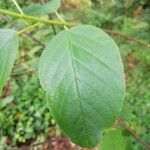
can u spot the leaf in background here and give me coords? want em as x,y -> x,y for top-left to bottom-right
0,96 -> 14,108
39,25 -> 125,147
23,0 -> 61,16
100,130 -> 126,150
0,29 -> 19,95
119,101 -> 135,121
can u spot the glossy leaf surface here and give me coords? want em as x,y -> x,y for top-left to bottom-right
39,25 -> 125,147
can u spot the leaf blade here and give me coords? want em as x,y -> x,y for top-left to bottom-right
0,29 -> 19,94
100,130 -> 126,150
39,25 -> 125,147
23,0 -> 61,16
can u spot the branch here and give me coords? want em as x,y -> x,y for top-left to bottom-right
117,118 -> 150,150
103,29 -> 150,48
0,9 -> 74,27
55,11 -> 68,30
0,15 -> 45,47
11,70 -> 36,77
17,23 -> 40,35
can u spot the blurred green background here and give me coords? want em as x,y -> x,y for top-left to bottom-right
0,0 -> 149,149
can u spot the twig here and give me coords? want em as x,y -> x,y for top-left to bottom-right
103,29 -> 150,48
51,24 -> 57,35
11,70 -> 36,77
12,69 -> 36,77
0,15 -> 45,47
55,11 -> 68,30
117,118 -> 150,150
9,0 -> 45,45
17,23 -> 40,35
11,0 -> 24,14
0,9 -> 74,27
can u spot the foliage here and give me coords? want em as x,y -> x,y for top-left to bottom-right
0,75 -> 54,144
100,130 -> 126,150
0,0 -> 149,149
39,25 -> 125,147
0,0 -> 126,148
0,29 -> 19,94
23,0 -> 61,16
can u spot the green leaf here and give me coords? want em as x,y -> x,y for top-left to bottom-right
23,0 -> 61,16
119,101 -> 134,121
0,96 -> 14,108
39,25 -> 125,147
0,29 -> 19,95
100,130 -> 126,150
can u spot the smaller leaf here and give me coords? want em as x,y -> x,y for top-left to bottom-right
0,96 -> 14,108
23,0 -> 61,16
100,130 -> 126,150
0,29 -> 19,95
119,101 -> 134,121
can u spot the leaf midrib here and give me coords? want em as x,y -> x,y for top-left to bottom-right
68,31 -> 90,144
